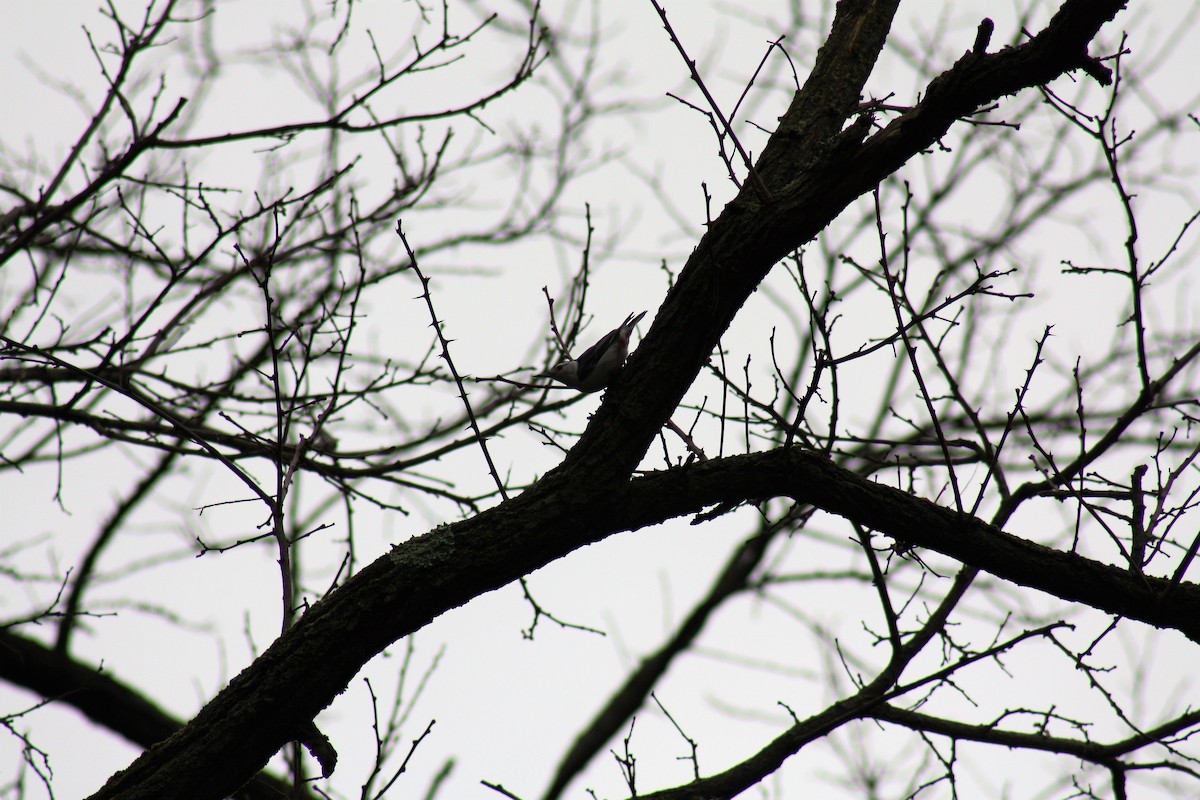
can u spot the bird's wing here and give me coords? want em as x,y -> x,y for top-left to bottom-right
573,325 -> 622,382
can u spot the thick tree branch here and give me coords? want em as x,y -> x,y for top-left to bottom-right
88,441 -> 1200,799
84,2 -> 1133,798
613,449 -> 1200,642
0,629 -> 309,800
562,0 -> 1126,487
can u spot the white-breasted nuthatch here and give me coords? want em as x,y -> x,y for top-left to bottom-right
535,311 -> 647,393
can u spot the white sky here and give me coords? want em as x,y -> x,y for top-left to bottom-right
2,1 -> 1200,799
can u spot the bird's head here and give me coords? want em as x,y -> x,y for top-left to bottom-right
534,360 -> 580,388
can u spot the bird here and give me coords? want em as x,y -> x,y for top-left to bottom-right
535,311 -> 647,393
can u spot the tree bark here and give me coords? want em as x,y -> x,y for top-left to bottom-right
87,2 -> 1135,798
